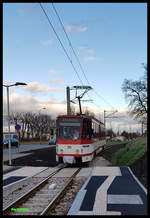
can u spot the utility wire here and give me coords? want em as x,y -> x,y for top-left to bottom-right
51,3 -> 115,110
40,3 -> 115,111
51,3 -> 90,86
39,3 -> 84,86
92,90 -> 115,109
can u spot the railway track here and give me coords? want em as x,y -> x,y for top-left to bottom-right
3,166 -> 81,216
100,142 -> 127,164
102,143 -> 126,154
3,142 -> 127,215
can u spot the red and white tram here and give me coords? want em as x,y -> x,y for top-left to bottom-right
56,115 -> 106,164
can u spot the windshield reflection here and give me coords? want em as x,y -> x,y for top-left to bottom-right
59,126 -> 80,140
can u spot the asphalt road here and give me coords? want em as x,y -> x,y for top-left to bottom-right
3,145 -> 57,167
3,144 -> 52,154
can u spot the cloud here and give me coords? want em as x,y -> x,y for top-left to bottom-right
40,40 -> 53,46
65,25 -> 87,33
49,78 -> 64,85
3,92 -> 142,133
3,93 -> 67,119
23,81 -> 63,94
103,109 -> 142,133
84,56 -> 97,61
78,46 -> 94,55
77,46 -> 103,62
71,17 -> 106,27
49,69 -> 61,74
80,106 -> 142,133
17,3 -> 37,17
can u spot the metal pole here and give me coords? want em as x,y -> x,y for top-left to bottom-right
40,126 -> 42,144
104,110 -> 106,137
39,107 -> 46,144
40,113 -> 41,145
104,110 -> 106,128
7,86 -> 11,165
78,96 -> 82,115
66,86 -> 71,115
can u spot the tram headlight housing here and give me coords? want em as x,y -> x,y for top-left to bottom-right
60,149 -> 63,154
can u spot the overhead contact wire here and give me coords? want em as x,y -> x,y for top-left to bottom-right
39,3 -> 84,86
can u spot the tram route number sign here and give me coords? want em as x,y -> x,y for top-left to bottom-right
15,124 -> 21,131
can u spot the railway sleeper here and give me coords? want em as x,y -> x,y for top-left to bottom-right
37,190 -> 59,194
21,203 -> 49,208
26,199 -> 51,204
34,194 -> 56,199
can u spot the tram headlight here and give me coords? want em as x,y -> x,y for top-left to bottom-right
60,149 -> 63,154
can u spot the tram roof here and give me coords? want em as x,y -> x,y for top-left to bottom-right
57,114 -> 104,125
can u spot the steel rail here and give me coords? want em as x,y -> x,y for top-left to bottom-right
3,166 -> 65,215
104,143 -> 126,151
40,167 -> 81,215
99,143 -> 126,157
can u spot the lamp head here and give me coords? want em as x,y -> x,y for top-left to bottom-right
15,82 -> 27,86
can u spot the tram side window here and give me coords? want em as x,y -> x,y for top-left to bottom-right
82,119 -> 92,139
82,119 -> 87,139
87,120 -> 92,139
92,121 -> 99,138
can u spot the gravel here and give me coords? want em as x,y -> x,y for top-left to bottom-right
48,155 -> 112,215
3,177 -> 44,209
3,144 -> 147,215
49,176 -> 87,215
3,154 -> 112,214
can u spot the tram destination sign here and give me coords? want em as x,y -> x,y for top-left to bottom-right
60,117 -> 81,123
59,117 -> 81,126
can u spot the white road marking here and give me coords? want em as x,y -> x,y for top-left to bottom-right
76,167 -> 122,215
128,167 -> 147,194
3,167 -> 47,180
107,194 -> 143,204
92,166 -> 122,176
67,175 -> 92,215
77,175 -> 121,215
93,175 -> 121,215
69,167 -> 147,215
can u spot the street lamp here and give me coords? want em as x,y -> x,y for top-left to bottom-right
39,107 -> 46,144
104,110 -> 118,128
3,82 -> 27,165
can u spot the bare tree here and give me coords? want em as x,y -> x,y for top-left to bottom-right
70,105 -> 76,115
83,107 -> 95,117
122,64 -> 147,119
9,111 -> 56,141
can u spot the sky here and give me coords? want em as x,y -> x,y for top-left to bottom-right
3,3 -> 147,133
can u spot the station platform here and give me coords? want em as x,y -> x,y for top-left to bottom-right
68,166 -> 147,215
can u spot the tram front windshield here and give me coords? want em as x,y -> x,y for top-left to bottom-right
58,118 -> 81,140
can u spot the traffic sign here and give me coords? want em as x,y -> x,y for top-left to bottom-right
15,124 -> 21,131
